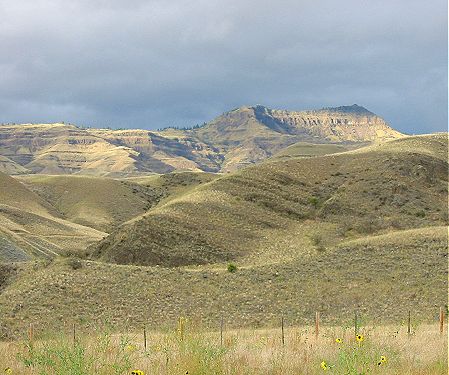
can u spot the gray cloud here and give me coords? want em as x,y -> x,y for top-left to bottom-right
0,0 -> 446,133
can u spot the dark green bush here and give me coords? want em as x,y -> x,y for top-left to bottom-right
227,263 -> 237,273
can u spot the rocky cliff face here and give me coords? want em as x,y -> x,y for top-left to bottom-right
0,105 -> 403,175
195,104 -> 402,144
191,104 -> 403,170
266,105 -> 402,142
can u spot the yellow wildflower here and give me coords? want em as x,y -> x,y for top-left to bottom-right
4,368 -> 12,375
356,334 -> 364,342
320,361 -> 328,370
131,371 -> 144,375
335,338 -> 342,343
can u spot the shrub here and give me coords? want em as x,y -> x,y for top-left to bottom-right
309,233 -> 326,252
308,196 -> 320,208
227,263 -> 237,273
309,233 -> 322,246
415,210 -> 426,218
66,258 -> 83,270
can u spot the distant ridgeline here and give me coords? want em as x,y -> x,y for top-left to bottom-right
0,104 -> 403,176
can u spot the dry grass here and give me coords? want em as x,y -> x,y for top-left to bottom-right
0,225 -> 446,337
18,174 -> 162,232
91,134 -> 448,267
0,324 -> 446,374
270,141 -> 358,160
0,172 -> 105,261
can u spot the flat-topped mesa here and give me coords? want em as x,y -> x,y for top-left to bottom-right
249,104 -> 403,142
315,104 -> 376,116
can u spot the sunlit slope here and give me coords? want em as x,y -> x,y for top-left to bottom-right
126,171 -> 219,204
18,175 -> 163,232
0,172 -> 105,260
0,155 -> 29,175
353,132 -> 448,161
90,134 -> 447,267
1,226 -> 446,335
18,172 -> 219,233
270,142 -> 356,160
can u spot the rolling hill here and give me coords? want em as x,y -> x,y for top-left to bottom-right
89,134 -> 447,267
17,175 -> 160,232
0,225 -> 446,336
0,132 -> 446,337
0,172 -> 105,261
0,170 -> 221,262
0,104 -> 403,176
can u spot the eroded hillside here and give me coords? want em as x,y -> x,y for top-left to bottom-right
0,104 -> 403,175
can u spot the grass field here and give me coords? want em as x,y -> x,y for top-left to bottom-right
0,323 -> 446,374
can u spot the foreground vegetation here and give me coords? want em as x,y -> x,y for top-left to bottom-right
0,225 -> 446,337
0,323 -> 446,374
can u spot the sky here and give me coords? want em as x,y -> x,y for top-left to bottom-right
0,0 -> 447,133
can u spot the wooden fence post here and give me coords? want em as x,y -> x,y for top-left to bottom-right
315,312 -> 320,339
178,317 -> 185,341
407,310 -> 411,336
72,323 -> 76,347
354,311 -> 358,336
220,316 -> 224,346
281,315 -> 285,346
439,307 -> 444,335
144,326 -> 147,351
28,323 -> 34,343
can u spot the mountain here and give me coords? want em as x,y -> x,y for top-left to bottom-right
195,104 -> 400,145
0,105 -> 403,176
89,134 -> 447,267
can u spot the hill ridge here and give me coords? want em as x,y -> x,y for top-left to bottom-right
89,133 -> 447,267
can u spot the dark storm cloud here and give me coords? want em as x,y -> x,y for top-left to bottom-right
0,0 -> 446,133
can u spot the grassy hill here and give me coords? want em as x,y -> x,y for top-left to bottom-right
18,175 -> 160,232
90,134 -> 447,267
270,141 -> 358,160
0,155 -> 30,175
0,226 -> 445,337
0,172 -> 105,261
0,170 -> 221,263
0,133 -> 446,337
